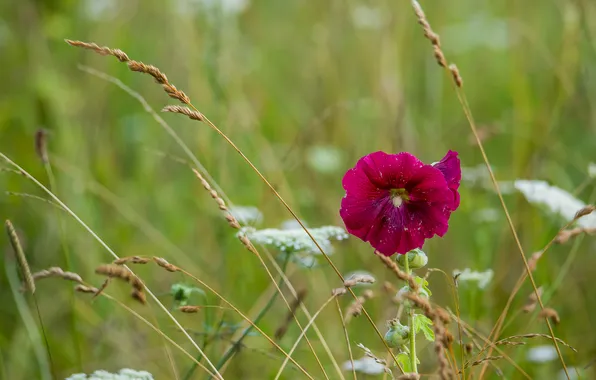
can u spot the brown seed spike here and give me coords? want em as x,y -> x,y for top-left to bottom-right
127,61 -> 168,84
575,205 -> 595,220
152,257 -> 179,272
65,39 -> 130,62
449,64 -> 463,88
539,308 -> 561,325
162,105 -> 204,121
5,220 -> 35,294
35,129 -> 49,164
75,284 -> 99,294
179,306 -> 201,313
131,289 -> 147,305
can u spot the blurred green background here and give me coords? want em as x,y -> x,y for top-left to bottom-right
1,0 -> 596,379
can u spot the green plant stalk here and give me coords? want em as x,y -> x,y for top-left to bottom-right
44,161 -> 83,370
403,258 -> 417,373
184,253 -> 292,380
5,255 -> 52,380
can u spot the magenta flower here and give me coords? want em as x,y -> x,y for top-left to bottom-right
340,150 -> 461,256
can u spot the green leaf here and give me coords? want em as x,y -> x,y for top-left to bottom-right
413,314 -> 435,342
396,353 -> 412,373
414,276 -> 432,296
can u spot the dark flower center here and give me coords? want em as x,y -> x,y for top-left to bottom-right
390,188 -> 410,207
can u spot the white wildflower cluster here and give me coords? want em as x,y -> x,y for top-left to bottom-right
461,164 -> 491,188
228,205 -> 263,225
306,145 -> 343,174
239,225 -> 348,255
514,180 -> 596,228
341,356 -> 385,375
453,268 -> 494,289
66,369 -> 153,380
526,345 -> 557,363
174,0 -> 249,16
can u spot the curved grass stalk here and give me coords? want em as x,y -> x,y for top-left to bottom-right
0,152 -> 224,380
407,1 -> 570,377
99,293 -> 216,378
41,154 -> 82,370
274,294 -> 337,379
79,66 -> 337,374
5,256 -> 52,380
69,42 -> 401,369
173,267 -> 315,379
335,298 -> 356,380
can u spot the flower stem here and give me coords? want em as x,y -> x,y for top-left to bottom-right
403,257 -> 418,373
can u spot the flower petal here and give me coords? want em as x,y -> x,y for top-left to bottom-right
351,151 -> 426,190
340,150 -> 458,256
433,150 -> 461,210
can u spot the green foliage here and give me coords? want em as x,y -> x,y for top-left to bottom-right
412,314 -> 435,342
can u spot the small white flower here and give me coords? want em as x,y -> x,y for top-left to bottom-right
453,268 -> 494,289
239,225 -> 348,254
526,345 -> 558,363
342,356 -> 385,375
280,219 -> 304,230
558,366 -> 582,380
229,205 -> 263,225
589,163 -> 596,179
461,164 -> 491,187
66,369 -> 154,380
514,180 -> 596,228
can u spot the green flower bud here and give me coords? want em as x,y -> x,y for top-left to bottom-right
396,285 -> 430,309
384,319 -> 410,348
396,249 -> 428,269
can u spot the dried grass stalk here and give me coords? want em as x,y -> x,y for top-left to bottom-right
162,105 -> 204,121
65,40 -> 130,62
131,289 -> 147,305
75,284 -> 99,294
113,256 -> 151,265
449,64 -> 463,88
574,205 -> 595,219
397,374 -> 421,380
343,274 -> 375,287
555,227 -> 596,244
5,220 -> 35,293
153,257 -> 179,272
65,39 -> 190,104
35,129 -> 49,164
275,289 -> 308,340
496,334 -> 577,352
344,290 -> 374,323
538,308 -> 561,325
29,267 -> 84,287
191,168 -> 240,229
95,264 -> 144,291
522,287 -> 543,313
179,306 -> 201,313
375,253 -> 419,291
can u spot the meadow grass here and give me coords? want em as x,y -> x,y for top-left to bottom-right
1,1 -> 596,379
